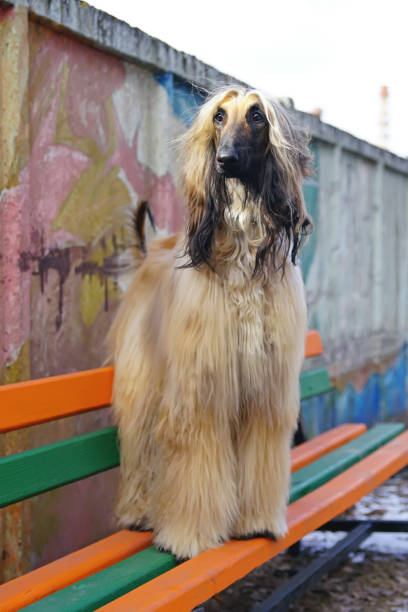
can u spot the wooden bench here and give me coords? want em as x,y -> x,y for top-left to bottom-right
1,331 -> 407,611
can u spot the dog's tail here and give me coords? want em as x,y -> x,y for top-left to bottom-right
115,201 -> 156,293
133,200 -> 156,260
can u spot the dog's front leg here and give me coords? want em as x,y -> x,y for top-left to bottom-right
114,393 -> 156,531
233,414 -> 295,541
151,413 -> 238,559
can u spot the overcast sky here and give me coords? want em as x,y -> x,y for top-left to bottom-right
89,0 -> 408,158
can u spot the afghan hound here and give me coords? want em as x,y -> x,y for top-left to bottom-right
107,87 -> 312,560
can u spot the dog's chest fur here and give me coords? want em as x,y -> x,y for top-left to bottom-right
132,185 -> 305,422
215,188 -> 275,402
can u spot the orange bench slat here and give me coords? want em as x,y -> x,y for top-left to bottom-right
291,423 -> 366,471
0,531 -> 152,612
0,331 -> 323,433
0,423 -> 365,610
0,367 -> 114,433
304,329 -> 323,358
96,430 -> 408,611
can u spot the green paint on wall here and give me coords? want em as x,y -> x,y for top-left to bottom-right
301,141 -> 319,283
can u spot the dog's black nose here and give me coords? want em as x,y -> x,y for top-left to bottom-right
217,149 -> 239,165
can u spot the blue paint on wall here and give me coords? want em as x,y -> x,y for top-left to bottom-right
301,344 -> 408,438
155,72 -> 204,126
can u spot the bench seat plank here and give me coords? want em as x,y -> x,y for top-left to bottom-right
0,368 -> 333,509
22,548 -> 176,612
0,424 -> 366,611
291,423 -> 366,471
97,430 -> 408,612
0,428 -> 119,508
19,424 -> 401,612
0,531 -> 152,612
290,423 -> 405,501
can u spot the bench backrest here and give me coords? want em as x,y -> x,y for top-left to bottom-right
0,331 -> 331,509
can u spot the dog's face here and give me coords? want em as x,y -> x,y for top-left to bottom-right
213,93 -> 269,180
180,87 -> 312,273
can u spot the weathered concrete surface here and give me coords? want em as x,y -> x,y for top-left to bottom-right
0,0 -> 407,581
301,136 -> 408,435
5,0 -> 408,176
0,2 -> 193,579
3,0 -> 248,90
0,4 -> 32,582
298,110 -> 408,174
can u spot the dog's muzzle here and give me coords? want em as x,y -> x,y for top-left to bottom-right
216,147 -> 240,176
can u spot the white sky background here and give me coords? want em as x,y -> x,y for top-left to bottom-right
89,0 -> 408,157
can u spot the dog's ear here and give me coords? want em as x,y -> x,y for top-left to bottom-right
182,144 -> 228,270
269,104 -> 311,220
177,92 -> 231,269
258,96 -> 314,267
178,105 -> 217,227
183,143 -> 216,238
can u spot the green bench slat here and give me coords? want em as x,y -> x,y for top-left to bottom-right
0,427 -> 119,508
22,546 -> 176,612
290,423 -> 404,502
1,367 -> 331,508
300,368 -> 332,399
23,423 -> 404,612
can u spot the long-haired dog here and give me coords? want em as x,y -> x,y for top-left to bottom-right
107,87 -> 312,560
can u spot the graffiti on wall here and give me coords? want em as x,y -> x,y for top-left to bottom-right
0,8 -> 206,576
1,15 -> 205,381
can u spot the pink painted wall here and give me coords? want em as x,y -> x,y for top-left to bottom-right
0,6 -> 188,577
26,19 -> 184,380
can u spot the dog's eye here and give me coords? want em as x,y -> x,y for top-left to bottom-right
214,110 -> 225,124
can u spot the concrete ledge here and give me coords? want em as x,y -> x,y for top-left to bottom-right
5,0 -> 248,89
4,0 -> 408,172
298,110 -> 408,172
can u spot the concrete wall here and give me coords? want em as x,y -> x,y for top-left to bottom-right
1,0 -> 407,579
0,1 -> 204,581
300,129 -> 408,437
303,130 -> 408,374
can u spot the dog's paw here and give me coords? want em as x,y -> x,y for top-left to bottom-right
233,530 -> 279,542
233,514 -> 288,542
155,544 -> 189,564
154,528 -> 226,560
126,518 -> 151,532
127,523 -> 151,531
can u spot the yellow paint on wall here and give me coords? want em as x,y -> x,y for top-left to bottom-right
29,49 -> 58,148
0,6 -> 29,192
35,61 -> 130,326
51,65 -> 131,242
54,162 -> 131,243
0,331 -> 31,386
79,242 -> 120,327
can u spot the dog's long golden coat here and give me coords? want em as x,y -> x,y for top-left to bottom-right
108,89 -> 309,559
